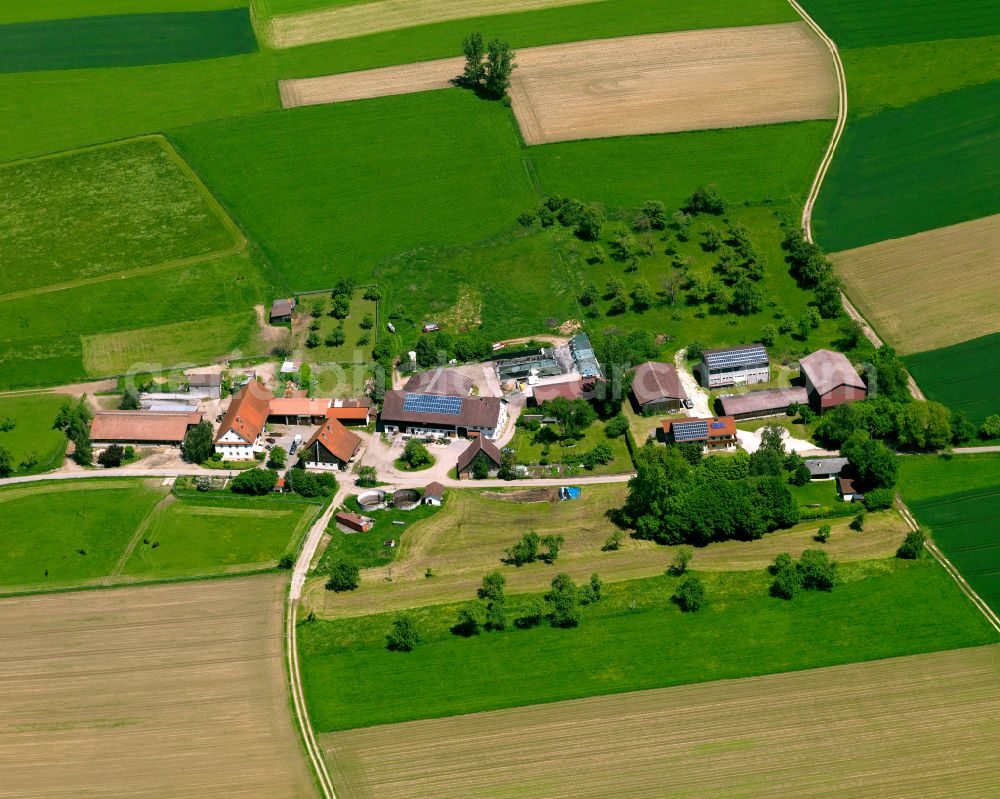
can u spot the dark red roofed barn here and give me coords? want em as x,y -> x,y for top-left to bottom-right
799,349 -> 867,412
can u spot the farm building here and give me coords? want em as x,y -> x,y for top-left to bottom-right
532,378 -> 584,405
268,397 -> 372,425
269,297 -> 295,323
569,332 -> 602,379
804,457 -> 848,481
423,481 -> 445,506
630,361 -> 687,412
661,416 -> 737,452
90,410 -> 203,446
380,390 -> 507,439
494,348 -> 564,382
186,371 -> 221,398
718,387 -> 809,420
800,350 -> 867,412
837,476 -> 863,502
404,368 -> 474,396
456,436 -> 503,479
214,381 -> 273,460
695,345 -> 770,389
301,417 -> 361,471
336,511 -> 373,533
325,399 -> 371,425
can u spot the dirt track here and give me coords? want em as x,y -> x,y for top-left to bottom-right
0,574 -> 317,799
322,645 -> 1000,799
268,0 -> 596,48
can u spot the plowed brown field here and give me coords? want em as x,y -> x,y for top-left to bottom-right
831,214 -> 1000,354
322,645 -> 1000,799
0,574 -> 318,799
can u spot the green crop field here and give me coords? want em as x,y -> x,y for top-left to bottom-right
171,92 -> 537,289
0,481 -> 165,591
122,494 -> 318,578
299,558 -> 997,731
899,453 -> 1000,504
0,8 -> 256,73
905,334 -> 1000,425
0,0 -> 246,25
0,394 -> 71,476
797,0 -> 1000,48
0,137 -> 239,294
529,122 -> 832,212
813,81 -> 1000,252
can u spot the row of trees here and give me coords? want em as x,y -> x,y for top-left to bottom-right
54,397 -> 93,466
413,328 -> 494,368
520,194 -> 605,241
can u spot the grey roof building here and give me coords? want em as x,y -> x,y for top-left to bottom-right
718,387 -> 808,420
570,333 -> 602,379
803,457 -> 849,480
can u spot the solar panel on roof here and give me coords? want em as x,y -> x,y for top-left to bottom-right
704,346 -> 768,370
711,421 -> 727,429
672,420 -> 709,442
402,393 -> 464,415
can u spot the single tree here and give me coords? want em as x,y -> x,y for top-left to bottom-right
119,388 -> 141,410
454,600 -> 488,636
602,529 -> 624,551
0,446 -> 14,478
402,439 -> 433,468
770,552 -> 800,600
575,206 -> 604,240
386,615 -> 420,651
579,283 -> 599,307
505,531 -> 540,566
182,420 -> 215,463
325,328 -> 346,348
484,38 -> 515,98
673,574 -> 705,612
461,32 -> 486,86
798,549 -> 837,591
540,534 -> 563,564
326,558 -> 360,592
547,573 -> 581,628
669,546 -> 693,576
267,445 -> 287,469
330,294 -> 351,319
516,596 -> 547,628
896,529 -> 925,560
98,444 -> 125,468
815,524 -> 831,543
356,465 -> 378,487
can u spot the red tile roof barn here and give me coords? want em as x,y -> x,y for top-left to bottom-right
456,436 -> 502,472
335,511 -> 373,532
91,410 -> 203,443
268,397 -> 331,417
305,417 -> 361,463
532,379 -> 584,404
403,368 -> 475,396
215,381 -> 273,444
799,350 -> 866,396
326,398 -> 371,422
631,362 -> 687,406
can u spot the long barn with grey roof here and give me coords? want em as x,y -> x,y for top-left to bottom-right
696,344 -> 769,389
379,390 -> 507,439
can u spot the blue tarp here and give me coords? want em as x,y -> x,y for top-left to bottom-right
560,486 -> 582,500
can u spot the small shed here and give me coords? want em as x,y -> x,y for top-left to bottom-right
423,481 -> 445,506
837,476 -> 864,503
270,298 -> 296,324
335,511 -> 374,533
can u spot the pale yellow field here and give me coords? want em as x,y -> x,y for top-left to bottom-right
267,0 -> 600,48
322,645 -> 1000,799
279,24 -> 837,143
831,214 -> 1000,354
0,575 -> 318,799
302,485 -> 906,619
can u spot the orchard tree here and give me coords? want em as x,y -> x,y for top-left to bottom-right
547,573 -> 582,628
386,615 -> 420,651
673,575 -> 705,612
326,558 -> 360,592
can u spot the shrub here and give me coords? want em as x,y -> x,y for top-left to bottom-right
517,209 -> 536,226
547,573 -> 581,628
604,415 -> 629,438
668,546 -> 693,576
325,558 -> 360,592
516,597 -> 547,629
850,508 -> 867,531
790,463 -> 811,486
602,530 -> 624,551
386,615 -> 419,651
897,529 -> 926,560
815,524 -> 831,543
97,444 -> 125,468
278,553 -> 295,569
769,553 -> 800,600
863,487 -> 894,511
356,465 -> 378,487
505,531 -> 540,566
673,574 -> 705,612
231,468 -> 278,495
401,439 -> 433,469
266,445 -> 287,470
798,549 -> 837,591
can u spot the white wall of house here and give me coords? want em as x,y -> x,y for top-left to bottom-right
214,428 -> 262,460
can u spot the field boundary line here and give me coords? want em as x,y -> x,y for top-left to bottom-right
789,0 -> 846,245
896,496 -> 1000,635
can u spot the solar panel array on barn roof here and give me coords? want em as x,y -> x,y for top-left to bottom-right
672,420 -> 709,441
702,345 -> 769,371
402,393 -> 463,415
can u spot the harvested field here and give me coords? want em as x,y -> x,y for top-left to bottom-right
268,0 -> 597,48
831,214 -> 1000,354
0,575 -> 318,799
302,485 -> 908,619
280,24 -> 838,144
321,644 -> 1000,799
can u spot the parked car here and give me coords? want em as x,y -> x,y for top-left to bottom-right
422,322 -> 441,333
387,322 -> 396,333
683,398 -> 694,409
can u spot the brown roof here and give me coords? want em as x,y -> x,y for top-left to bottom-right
800,350 -> 866,396
381,390 -> 503,430
305,417 -> 361,463
631,362 -> 686,405
404,368 -> 474,396
837,476 -> 860,495
456,436 -> 502,472
424,481 -> 445,499
533,379 -> 583,404
91,410 -> 202,443
335,511 -> 372,530
270,298 -> 295,317
661,416 -> 737,441
215,381 -> 272,444
326,398 -> 372,422
718,387 -> 809,417
187,372 -> 221,387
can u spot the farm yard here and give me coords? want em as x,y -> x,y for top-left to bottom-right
830,214 -> 1000,354
0,574 -> 318,799
322,645 -> 1000,799
301,484 -> 911,620
299,558 -> 997,731
0,479 -> 319,593
905,333 -> 1000,425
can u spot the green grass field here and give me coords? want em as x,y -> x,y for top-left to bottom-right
813,81 -> 1000,252
905,334 -> 1000,425
295,292 -> 377,363
122,494 -> 317,578
320,497 -> 441,570
0,8 -> 256,73
171,92 -> 537,289
529,122 -> 832,212
0,394 -> 70,476
901,455 -> 1000,614
797,0 -> 1000,48
299,558 -> 997,730
0,481 -> 164,589
0,0 -> 246,24
0,137 -> 239,294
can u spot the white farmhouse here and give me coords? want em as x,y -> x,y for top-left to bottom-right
214,381 -> 273,460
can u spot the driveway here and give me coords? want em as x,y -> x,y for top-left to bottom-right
673,350 -> 710,417
736,426 -> 836,457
